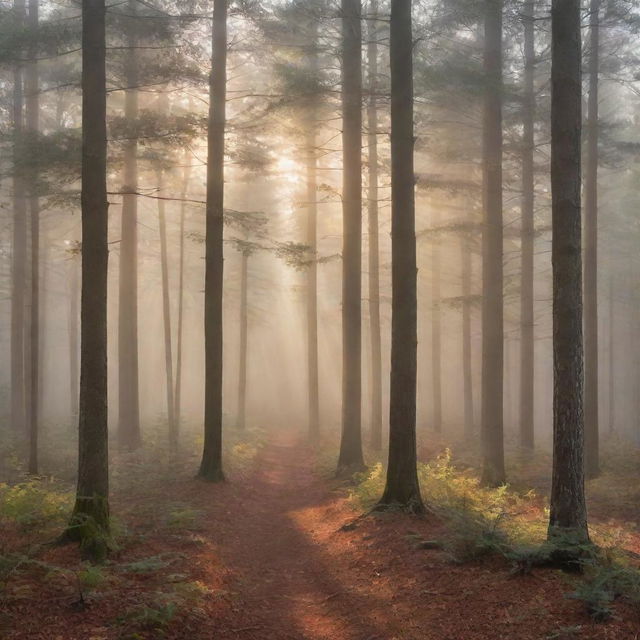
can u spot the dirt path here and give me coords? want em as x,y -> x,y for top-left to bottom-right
195,433 -> 388,639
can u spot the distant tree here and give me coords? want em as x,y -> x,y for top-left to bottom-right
519,0 -> 535,453
366,0 -> 383,451
26,0 -> 39,475
378,0 -> 424,513
199,0 -> 227,482
117,0 -> 142,451
480,0 -> 505,487
64,0 -> 110,560
337,0 -> 365,473
584,0 -> 601,479
548,0 -> 589,545
11,0 -> 27,441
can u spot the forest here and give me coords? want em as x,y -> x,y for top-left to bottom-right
2,0 -> 640,638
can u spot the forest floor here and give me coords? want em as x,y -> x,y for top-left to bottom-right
2,431 -> 640,639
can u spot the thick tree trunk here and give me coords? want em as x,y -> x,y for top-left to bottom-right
306,29 -> 320,440
584,0 -> 600,479
175,156 -> 191,437
157,169 -> 177,449
237,249 -> 248,430
26,0 -> 39,475
548,0 -> 589,544
519,0 -> 535,453
117,0 -> 141,450
367,0 -> 382,451
337,0 -> 364,473
461,227 -> 474,438
65,0 -> 110,555
481,0 -> 505,486
11,0 -> 26,439
199,0 -> 227,482
378,0 -> 424,513
431,210 -> 442,434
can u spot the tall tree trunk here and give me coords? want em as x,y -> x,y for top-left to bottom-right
481,0 -> 505,486
431,210 -> 442,434
156,169 -> 177,449
519,0 -> 535,453
548,0 -> 589,544
461,226 -> 474,438
306,23 -> 320,440
367,0 -> 382,451
337,0 -> 364,473
378,0 -> 424,512
65,0 -> 110,557
237,249 -> 248,430
69,251 -> 79,422
11,0 -> 27,439
26,0 -> 39,475
584,0 -> 601,479
608,276 -> 615,434
175,155 -> 191,438
118,0 -> 141,450
198,0 -> 227,482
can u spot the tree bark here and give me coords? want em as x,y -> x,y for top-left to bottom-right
337,0 -> 364,473
237,248 -> 248,430
378,0 -> 424,513
25,0 -> 39,474
117,0 -> 141,450
608,276 -> 614,434
481,0 -> 505,486
431,210 -> 442,434
306,24 -> 320,440
548,0 -> 589,544
584,0 -> 601,479
461,225 -> 474,438
157,169 -> 177,449
198,0 -> 227,482
175,155 -> 191,438
519,0 -> 535,453
11,0 -> 27,439
65,0 -> 110,555
69,250 -> 79,422
367,0 -> 382,451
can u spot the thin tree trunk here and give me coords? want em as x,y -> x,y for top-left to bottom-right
548,0 -> 589,544
431,210 -> 442,434
461,227 -> 474,438
520,0 -> 535,452
175,155 -> 191,438
337,0 -> 365,473
65,0 -> 110,556
11,0 -> 27,439
26,0 -> 39,475
367,0 -> 382,451
378,0 -> 424,513
118,0 -> 141,450
584,0 -> 601,479
69,251 -> 79,422
237,249 -> 248,430
608,276 -> 614,434
198,0 -> 227,482
157,169 -> 177,449
481,0 -> 505,487
306,24 -> 320,440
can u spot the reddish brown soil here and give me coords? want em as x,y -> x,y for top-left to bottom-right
3,433 -> 640,639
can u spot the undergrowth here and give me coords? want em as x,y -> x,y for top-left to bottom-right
350,448 -> 640,622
